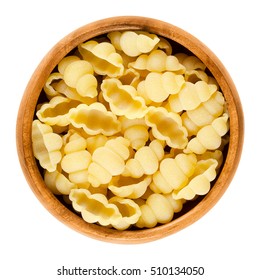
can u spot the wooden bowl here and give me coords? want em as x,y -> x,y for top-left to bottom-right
16,16 -> 244,244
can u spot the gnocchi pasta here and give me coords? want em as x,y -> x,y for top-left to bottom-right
31,30 -> 230,230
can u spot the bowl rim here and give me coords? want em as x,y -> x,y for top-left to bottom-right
16,16 -> 244,244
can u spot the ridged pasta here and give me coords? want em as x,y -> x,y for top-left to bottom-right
101,78 -> 147,119
44,169 -> 77,195
119,116 -> 149,149
109,197 -> 141,230
87,137 -> 130,187
32,120 -> 63,172
150,153 -> 197,194
68,103 -> 121,136
78,41 -> 124,77
108,31 -> 159,57
185,113 -> 229,154
32,30 -> 230,231
108,175 -> 152,199
167,81 -> 217,112
172,159 -> 218,200
123,139 -> 165,178
142,71 -> 185,103
145,107 -> 188,148
129,49 -> 185,73
61,132 -> 91,184
69,189 -> 121,226
135,194 -> 184,228
36,96 -> 80,126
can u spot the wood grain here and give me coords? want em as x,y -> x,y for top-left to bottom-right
16,16 -> 244,244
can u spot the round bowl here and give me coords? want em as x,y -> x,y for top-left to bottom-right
16,16 -> 244,244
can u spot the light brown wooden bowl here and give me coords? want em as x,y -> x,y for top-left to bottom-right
16,16 -> 244,244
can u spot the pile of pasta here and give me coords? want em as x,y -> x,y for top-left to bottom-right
32,30 -> 229,230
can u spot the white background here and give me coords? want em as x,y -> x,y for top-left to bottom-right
1,0 -> 258,279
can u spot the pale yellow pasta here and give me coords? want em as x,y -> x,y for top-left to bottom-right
69,189 -> 121,226
68,103 -> 121,136
109,197 -> 141,230
119,116 -> 149,149
172,159 -> 218,200
109,31 -> 159,57
109,175 -> 152,199
175,53 -> 206,71
61,132 -> 91,184
43,72 -> 63,98
185,113 -> 229,154
32,120 -> 63,172
101,78 -> 147,119
57,55 -> 80,75
184,69 -> 209,83
44,169 -> 77,195
78,41 -> 124,77
145,107 -> 188,148
75,74 -> 98,98
167,81 -> 217,112
123,140 -> 165,178
32,30 -> 230,230
143,71 -> 185,103
36,96 -> 80,126
63,60 -> 94,88
87,137 -> 130,187
54,80 -> 97,104
150,153 -> 197,194
119,68 -> 140,87
186,91 -> 225,126
135,194 -> 176,228
129,49 -> 185,73
86,135 -> 108,154
156,36 -> 172,55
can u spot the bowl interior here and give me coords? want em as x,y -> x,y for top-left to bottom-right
16,16 -> 244,243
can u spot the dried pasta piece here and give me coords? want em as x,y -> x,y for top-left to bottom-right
186,91 -> 225,127
75,74 -> 98,98
135,194 -> 175,228
57,55 -> 80,75
119,116 -> 149,149
185,113 -> 229,154
54,80 -> 97,104
43,72 -> 63,98
197,150 -> 223,170
123,140 -> 165,178
69,189 -> 121,226
184,69 -> 208,83
32,120 -> 63,172
101,78 -> 147,119
78,41 -> 124,77
150,153 -> 197,194
119,68 -> 140,87
63,60 -> 94,88
108,175 -> 152,199
156,36 -> 172,55
109,197 -> 141,230
36,96 -> 80,126
145,107 -> 188,148
61,132 -> 91,184
172,159 -> 218,200
129,50 -> 185,73
86,134 -> 108,154
175,53 -> 206,71
88,137 -> 130,187
44,169 -> 77,195
68,103 -> 121,136
143,71 -> 185,102
167,81 -> 217,112
108,31 -> 159,57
